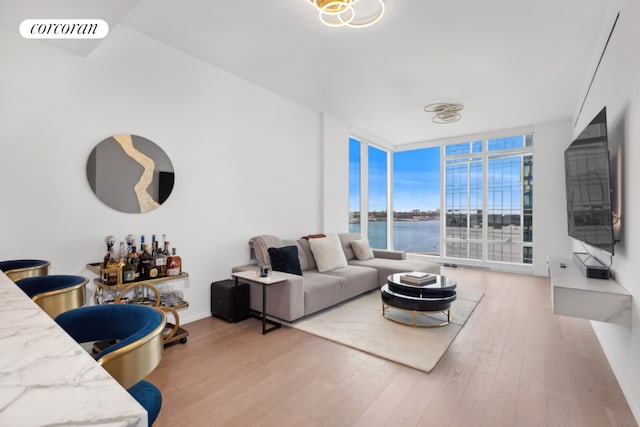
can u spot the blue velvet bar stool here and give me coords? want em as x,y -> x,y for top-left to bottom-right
0,259 -> 50,282
15,275 -> 87,318
55,304 -> 166,426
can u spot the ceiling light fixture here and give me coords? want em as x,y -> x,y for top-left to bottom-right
424,103 -> 464,124
310,0 -> 385,28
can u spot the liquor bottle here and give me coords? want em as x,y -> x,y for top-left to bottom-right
118,242 -> 126,267
125,234 -> 136,254
128,245 -> 141,281
103,236 -> 119,286
156,241 -> 168,277
166,247 -> 182,276
122,257 -> 136,283
147,241 -> 160,279
103,236 -> 115,268
139,243 -> 153,280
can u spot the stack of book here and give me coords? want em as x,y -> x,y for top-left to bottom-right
399,271 -> 437,285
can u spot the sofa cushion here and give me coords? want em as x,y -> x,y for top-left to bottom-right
323,265 -> 379,294
268,246 -> 303,276
296,238 -> 317,271
249,235 -> 283,265
308,234 -> 348,272
338,233 -> 362,261
302,271 -> 348,316
351,239 -> 374,260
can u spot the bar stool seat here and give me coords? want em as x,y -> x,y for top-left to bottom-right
0,259 -> 50,281
55,304 -> 166,426
15,275 -> 87,318
128,380 -> 163,425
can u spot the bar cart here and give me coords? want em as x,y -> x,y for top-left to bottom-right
87,263 -> 189,346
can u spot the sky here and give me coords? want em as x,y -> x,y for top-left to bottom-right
349,138 -> 440,212
392,147 -> 440,211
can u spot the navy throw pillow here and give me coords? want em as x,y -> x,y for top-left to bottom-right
268,245 -> 303,276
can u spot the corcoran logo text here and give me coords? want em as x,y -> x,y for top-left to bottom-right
20,19 -> 109,39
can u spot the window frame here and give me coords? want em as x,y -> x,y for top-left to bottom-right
442,139 -> 534,266
352,126 -> 535,273
349,136 -> 393,249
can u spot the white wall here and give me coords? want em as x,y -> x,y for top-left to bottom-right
321,114 -> 350,233
532,120 -> 574,275
568,0 -> 640,420
0,24 -> 323,323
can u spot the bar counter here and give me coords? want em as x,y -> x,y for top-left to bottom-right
0,271 -> 146,426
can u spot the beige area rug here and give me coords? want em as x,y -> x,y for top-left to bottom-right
290,289 -> 483,373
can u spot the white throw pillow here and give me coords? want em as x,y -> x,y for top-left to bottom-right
351,239 -> 374,260
308,234 -> 348,272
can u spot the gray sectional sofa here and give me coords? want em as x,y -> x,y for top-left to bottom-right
231,232 -> 441,322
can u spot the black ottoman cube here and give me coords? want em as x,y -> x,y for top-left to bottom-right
210,279 -> 250,323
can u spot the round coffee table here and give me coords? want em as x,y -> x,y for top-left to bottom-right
381,273 -> 457,327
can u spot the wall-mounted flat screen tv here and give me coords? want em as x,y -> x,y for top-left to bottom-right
564,107 -> 615,255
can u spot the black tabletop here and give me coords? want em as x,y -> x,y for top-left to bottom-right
387,272 -> 457,297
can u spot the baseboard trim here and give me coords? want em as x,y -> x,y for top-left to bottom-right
181,310 -> 212,325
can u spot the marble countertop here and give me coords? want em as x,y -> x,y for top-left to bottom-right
0,271 -> 147,426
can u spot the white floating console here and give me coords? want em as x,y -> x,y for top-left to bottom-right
548,256 -> 631,325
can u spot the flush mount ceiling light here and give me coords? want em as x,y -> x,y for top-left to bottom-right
424,103 -> 464,124
310,0 -> 385,28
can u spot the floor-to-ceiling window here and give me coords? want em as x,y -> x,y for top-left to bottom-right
348,137 -> 361,234
444,134 -> 533,265
368,145 -> 388,249
444,141 -> 483,259
485,135 -> 534,264
349,131 -> 533,268
444,141 -> 484,259
393,147 -> 440,254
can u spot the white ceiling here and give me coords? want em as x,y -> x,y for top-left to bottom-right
0,0 -> 611,145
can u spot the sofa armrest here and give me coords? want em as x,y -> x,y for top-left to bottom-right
373,249 -> 406,260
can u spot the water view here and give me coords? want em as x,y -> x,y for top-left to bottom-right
349,220 -> 441,254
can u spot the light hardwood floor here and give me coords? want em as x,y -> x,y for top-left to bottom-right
147,268 -> 637,426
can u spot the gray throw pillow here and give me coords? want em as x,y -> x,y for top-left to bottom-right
351,239 -> 374,260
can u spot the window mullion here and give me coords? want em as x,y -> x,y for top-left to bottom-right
520,153 -> 525,249
360,140 -> 368,240
482,140 -> 489,263
441,145 -> 447,259
466,160 -> 471,259
387,151 -> 393,250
